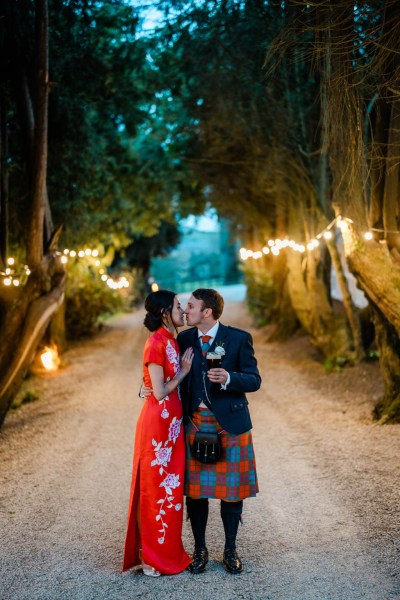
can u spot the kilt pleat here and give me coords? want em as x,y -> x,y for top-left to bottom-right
185,408 -> 259,501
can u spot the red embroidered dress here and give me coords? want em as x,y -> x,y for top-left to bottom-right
123,327 -> 191,575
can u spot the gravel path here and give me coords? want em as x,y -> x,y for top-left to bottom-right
0,299 -> 399,600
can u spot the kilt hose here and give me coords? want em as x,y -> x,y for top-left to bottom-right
184,408 -> 259,501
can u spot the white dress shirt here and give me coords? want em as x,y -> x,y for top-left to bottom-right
198,322 -> 230,408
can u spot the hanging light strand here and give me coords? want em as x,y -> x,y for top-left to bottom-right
0,247 -> 129,289
239,215 -> 399,260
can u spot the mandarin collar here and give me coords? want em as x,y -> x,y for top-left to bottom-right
157,326 -> 174,340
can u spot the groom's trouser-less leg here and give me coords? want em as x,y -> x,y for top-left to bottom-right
186,497 -> 209,549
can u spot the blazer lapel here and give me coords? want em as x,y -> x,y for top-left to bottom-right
209,322 -> 230,355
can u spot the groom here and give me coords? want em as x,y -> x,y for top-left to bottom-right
178,288 -> 261,575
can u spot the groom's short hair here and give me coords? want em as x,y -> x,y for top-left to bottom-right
192,288 -> 224,320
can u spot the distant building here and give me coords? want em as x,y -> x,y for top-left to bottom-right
150,219 -> 242,292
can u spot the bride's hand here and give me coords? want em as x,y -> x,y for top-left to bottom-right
181,347 -> 194,374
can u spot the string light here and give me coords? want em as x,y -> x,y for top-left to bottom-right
1,246 -> 130,291
238,215 -> 399,261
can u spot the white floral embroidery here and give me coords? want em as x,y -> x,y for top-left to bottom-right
168,416 -> 182,444
151,432 -> 183,544
165,340 -> 180,374
151,441 -> 172,467
160,473 -> 180,494
149,339 -> 184,545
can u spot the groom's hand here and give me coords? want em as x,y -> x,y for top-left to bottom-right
141,384 -> 153,398
207,368 -> 228,385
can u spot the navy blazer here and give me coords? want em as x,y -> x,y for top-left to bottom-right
177,323 -> 261,435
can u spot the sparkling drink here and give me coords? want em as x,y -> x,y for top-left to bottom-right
207,352 -> 222,370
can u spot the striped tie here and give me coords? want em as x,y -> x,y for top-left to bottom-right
201,335 -> 211,356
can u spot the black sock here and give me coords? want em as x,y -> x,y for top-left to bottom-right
186,497 -> 209,549
220,500 -> 243,551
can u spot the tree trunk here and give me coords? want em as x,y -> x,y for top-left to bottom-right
326,237 -> 364,359
285,205 -> 352,359
382,100 -> 400,250
27,0 -> 49,268
0,272 -> 65,425
0,0 -> 67,428
0,90 -> 8,269
370,303 -> 400,422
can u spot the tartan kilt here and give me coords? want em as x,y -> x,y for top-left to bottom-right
185,408 -> 259,501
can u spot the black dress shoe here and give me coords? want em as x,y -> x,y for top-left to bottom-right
187,547 -> 208,574
223,549 -> 243,574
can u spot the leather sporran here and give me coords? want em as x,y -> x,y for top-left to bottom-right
191,431 -> 222,464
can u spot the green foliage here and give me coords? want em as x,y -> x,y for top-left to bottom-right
243,266 -> 275,328
65,263 -> 132,339
10,390 -> 39,411
323,356 -> 351,374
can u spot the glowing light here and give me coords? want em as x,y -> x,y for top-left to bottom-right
95,260 -> 100,266
151,282 -> 159,292
364,231 -> 373,241
324,231 -> 333,240
61,256 -> 68,264
40,346 -> 60,371
7,257 -> 15,265
70,250 -> 77,258
268,240 -> 274,247
25,268 -> 31,275
246,250 -> 254,259
92,249 -> 99,257
262,246 -> 270,254
4,278 -> 12,286
13,279 -> 20,287
253,251 -> 263,259
5,268 -> 11,275
299,245 -> 306,253
78,250 -> 85,258
101,274 -> 108,281
271,247 -> 280,256
63,249 -> 70,254
85,249 -> 92,256
99,269 -> 105,274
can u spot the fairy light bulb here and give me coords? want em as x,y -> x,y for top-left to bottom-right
70,250 -> 76,258
85,249 -> 92,256
13,279 -> 20,287
324,231 -> 333,240
92,249 -> 99,257
4,278 -> 11,286
61,256 -> 68,264
63,249 -> 69,254
101,274 -> 108,281
262,247 -> 270,254
78,250 -> 85,258
364,231 -> 373,241
7,257 -> 15,265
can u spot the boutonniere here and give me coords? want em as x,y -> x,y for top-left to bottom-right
214,342 -> 226,356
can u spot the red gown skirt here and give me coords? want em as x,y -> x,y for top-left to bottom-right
123,329 -> 191,575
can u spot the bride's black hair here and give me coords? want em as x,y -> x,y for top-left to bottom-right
143,290 -> 176,332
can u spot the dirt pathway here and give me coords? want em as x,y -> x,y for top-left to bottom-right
0,299 -> 399,600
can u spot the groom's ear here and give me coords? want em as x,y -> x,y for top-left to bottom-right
203,307 -> 213,318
